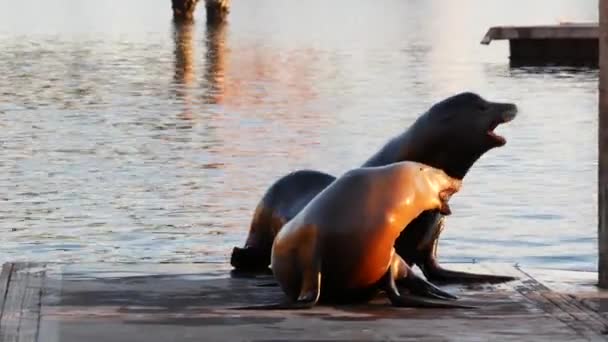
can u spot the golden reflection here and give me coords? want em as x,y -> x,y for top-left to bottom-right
200,20 -> 319,112
203,21 -> 228,105
172,20 -> 195,121
197,23 -> 328,218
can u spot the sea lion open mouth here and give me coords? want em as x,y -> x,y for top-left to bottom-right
487,120 -> 507,145
438,187 -> 459,216
438,201 -> 452,216
487,106 -> 517,146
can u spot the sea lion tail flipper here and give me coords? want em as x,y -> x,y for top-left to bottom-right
384,271 -> 475,309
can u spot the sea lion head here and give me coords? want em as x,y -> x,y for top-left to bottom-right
406,162 -> 462,216
414,92 -> 518,180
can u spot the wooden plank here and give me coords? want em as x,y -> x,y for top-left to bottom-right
31,262 -> 602,341
0,263 -> 27,342
599,0 -> 608,289
0,263 -> 14,321
18,265 -> 44,342
0,263 -> 45,342
481,24 -> 598,44
516,267 -> 608,341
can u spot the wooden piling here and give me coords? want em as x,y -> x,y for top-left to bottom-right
205,0 -> 230,24
172,0 -> 199,22
599,0 -> 608,288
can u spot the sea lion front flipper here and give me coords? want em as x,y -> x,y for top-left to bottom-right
383,271 -> 476,309
417,218 -> 518,285
231,243 -> 322,311
391,252 -> 457,300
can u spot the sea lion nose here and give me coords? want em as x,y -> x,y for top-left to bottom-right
501,103 -> 518,121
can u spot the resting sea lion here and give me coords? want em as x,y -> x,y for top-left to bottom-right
235,162 -> 465,310
231,92 -> 518,284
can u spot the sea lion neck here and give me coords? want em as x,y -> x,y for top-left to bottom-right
361,120 -> 489,181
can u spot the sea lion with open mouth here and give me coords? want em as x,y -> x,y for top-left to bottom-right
231,92 -> 518,284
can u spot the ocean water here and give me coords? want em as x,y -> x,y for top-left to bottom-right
0,0 -> 600,271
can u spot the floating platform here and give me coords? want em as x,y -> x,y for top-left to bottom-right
1,262 -> 608,341
481,23 -> 599,66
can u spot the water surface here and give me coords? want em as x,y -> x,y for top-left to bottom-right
0,0 -> 600,270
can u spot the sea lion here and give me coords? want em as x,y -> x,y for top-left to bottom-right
231,92 -> 518,284
235,162 -> 466,310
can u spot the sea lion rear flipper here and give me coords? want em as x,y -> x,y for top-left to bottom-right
228,300 -> 316,310
255,281 -> 279,287
422,264 -> 518,285
383,271 -> 475,309
396,272 -> 458,300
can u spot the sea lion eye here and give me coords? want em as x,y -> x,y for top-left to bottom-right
477,102 -> 489,111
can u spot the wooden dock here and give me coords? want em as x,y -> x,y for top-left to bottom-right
1,262 -> 608,341
481,23 -> 599,66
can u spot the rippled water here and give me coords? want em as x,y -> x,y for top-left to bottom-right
0,0 -> 600,270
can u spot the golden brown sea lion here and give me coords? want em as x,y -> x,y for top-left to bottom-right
236,161 -> 467,309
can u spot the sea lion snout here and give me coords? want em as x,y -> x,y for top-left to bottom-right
437,177 -> 461,216
486,101 -> 518,147
494,102 -> 518,123
416,164 -> 461,216
502,103 -> 518,121
438,186 -> 458,216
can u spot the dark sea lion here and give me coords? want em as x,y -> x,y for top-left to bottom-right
231,92 -> 518,284
235,162 -> 466,310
